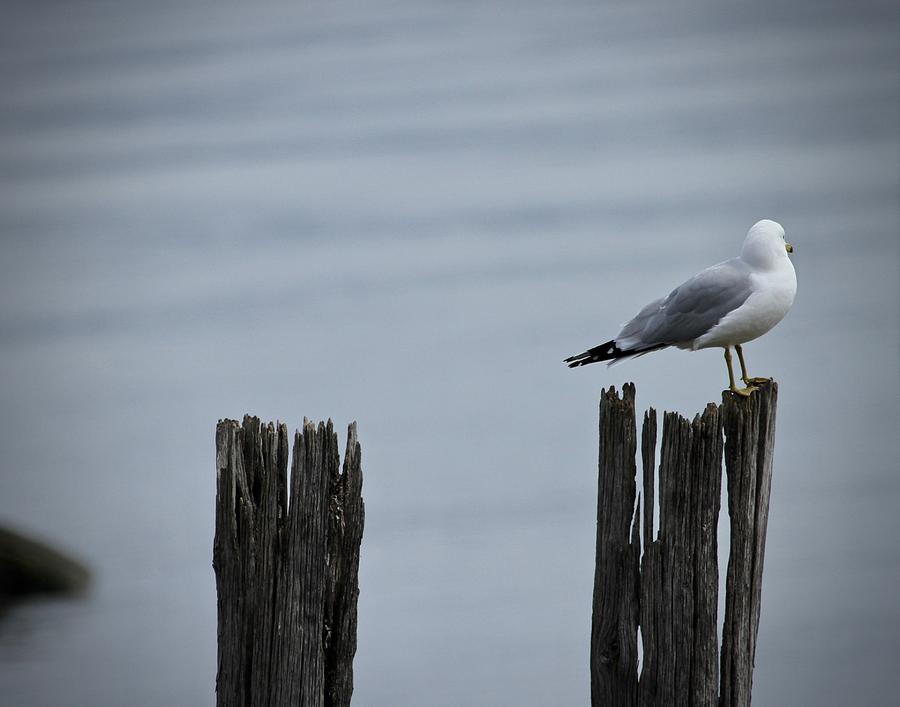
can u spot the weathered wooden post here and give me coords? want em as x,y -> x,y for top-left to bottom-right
719,386 -> 778,707
591,381 -> 777,707
591,383 -> 640,706
213,416 -> 364,707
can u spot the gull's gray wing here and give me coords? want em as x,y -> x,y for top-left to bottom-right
615,258 -> 753,350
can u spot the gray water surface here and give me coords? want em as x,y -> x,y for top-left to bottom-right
1,1 -> 898,705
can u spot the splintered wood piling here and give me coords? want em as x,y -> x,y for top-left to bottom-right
214,416 -> 364,707
591,382 -> 778,707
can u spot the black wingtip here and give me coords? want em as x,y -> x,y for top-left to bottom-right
565,340 -> 667,368
564,339 -> 623,368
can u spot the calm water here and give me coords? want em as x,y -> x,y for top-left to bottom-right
1,1 -> 898,705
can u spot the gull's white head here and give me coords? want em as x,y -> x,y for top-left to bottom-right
741,219 -> 793,269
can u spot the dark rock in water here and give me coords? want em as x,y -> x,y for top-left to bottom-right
0,526 -> 90,609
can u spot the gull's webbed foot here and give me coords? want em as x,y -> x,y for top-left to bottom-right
725,347 -> 759,397
742,376 -> 771,386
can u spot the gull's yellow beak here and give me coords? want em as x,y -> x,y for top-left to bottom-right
785,242 -> 794,253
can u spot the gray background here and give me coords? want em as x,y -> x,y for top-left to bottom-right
1,0 -> 898,705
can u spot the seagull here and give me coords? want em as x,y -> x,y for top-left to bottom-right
565,219 -> 796,396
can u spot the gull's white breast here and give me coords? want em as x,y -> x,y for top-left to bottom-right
694,260 -> 796,349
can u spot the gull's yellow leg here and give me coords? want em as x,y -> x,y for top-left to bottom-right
735,344 -> 771,386
725,347 -> 756,397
